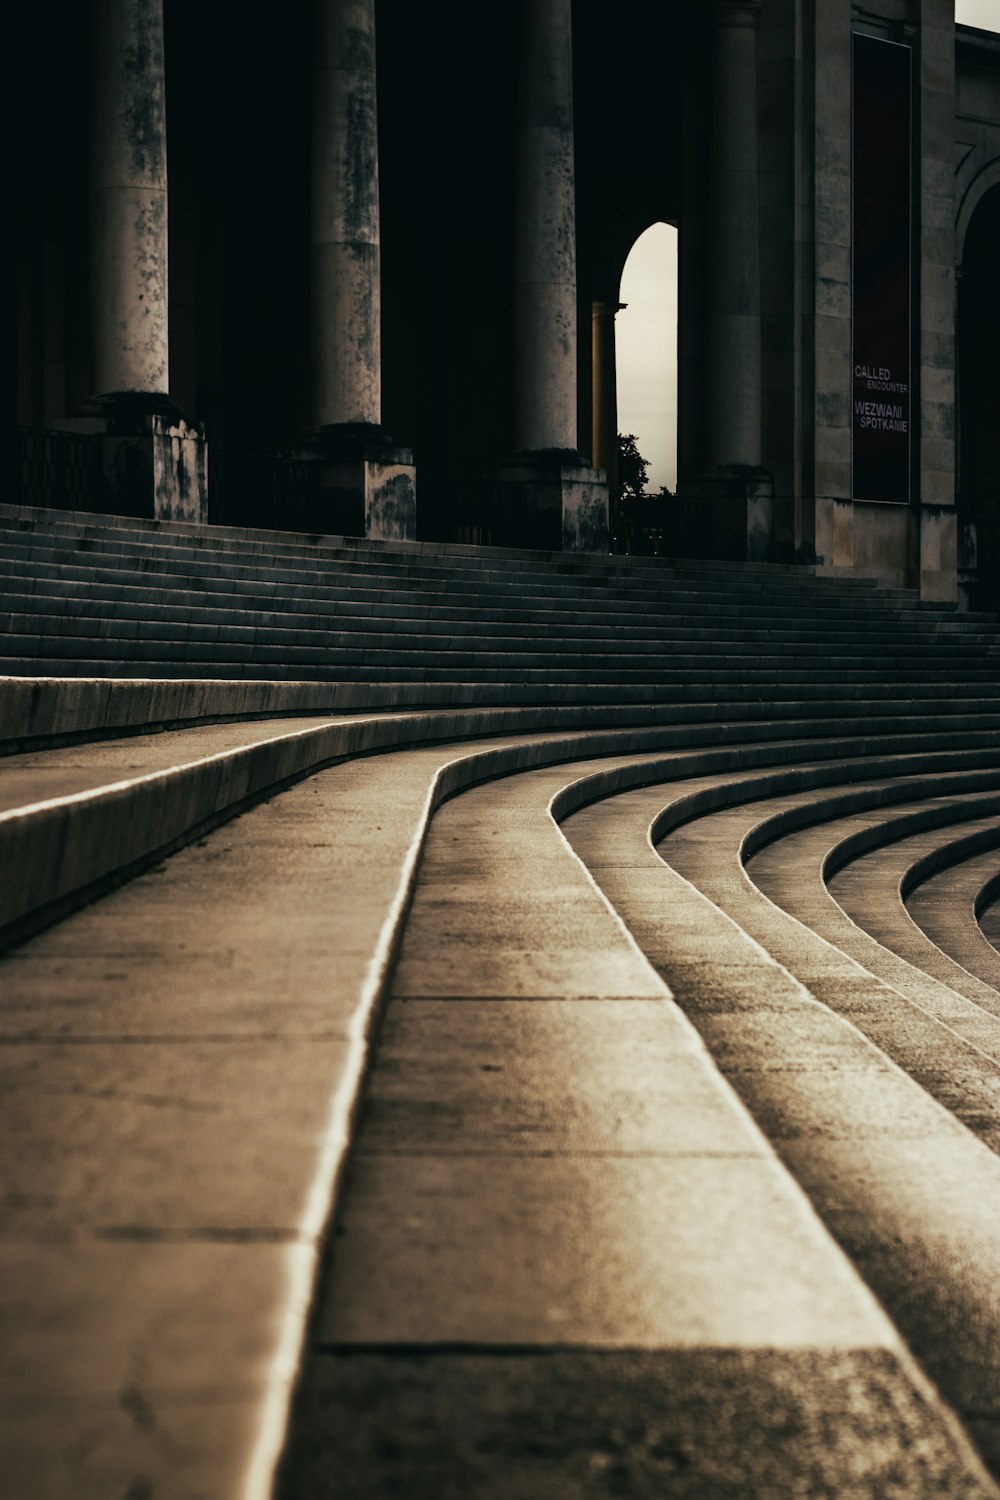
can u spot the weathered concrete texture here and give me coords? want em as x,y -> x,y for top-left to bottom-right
309,241 -> 380,430
310,0 -> 382,429
493,455 -> 609,553
280,1349 -> 995,1500
365,458 -> 416,541
90,0 -> 169,398
920,504 -> 958,603
814,495 -> 855,573
92,411 -> 208,523
513,0 -> 579,453
152,415 -> 207,522
292,427 -> 416,538
854,502 -> 911,592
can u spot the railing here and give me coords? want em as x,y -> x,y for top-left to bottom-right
612,493 -> 675,556
210,450 -> 322,531
18,427 -> 103,513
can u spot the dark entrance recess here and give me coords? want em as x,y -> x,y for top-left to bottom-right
959,186 -> 1000,609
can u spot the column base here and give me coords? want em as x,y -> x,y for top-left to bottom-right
490,450 -> 609,552
53,395 -> 208,524
674,466 -> 776,562
294,425 -> 416,541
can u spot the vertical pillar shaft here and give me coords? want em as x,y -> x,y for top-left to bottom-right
592,301 -> 624,490
704,0 -> 763,470
310,0 -> 381,430
513,0 -> 578,454
90,0 -> 169,398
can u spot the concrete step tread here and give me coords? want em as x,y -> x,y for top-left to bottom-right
6,612 -> 998,668
0,548 -> 950,626
822,808 -> 1000,1013
0,502 -> 907,588
8,584 -> 994,647
562,772 -> 1000,1487
4,656 -> 999,696
5,673 -> 1000,752
905,840 -> 1000,991
280,754 -> 989,1497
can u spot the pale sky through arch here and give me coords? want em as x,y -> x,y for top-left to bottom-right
956,1 -> 1000,28
616,222 -> 678,494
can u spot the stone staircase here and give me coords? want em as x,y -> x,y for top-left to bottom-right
3,502 -> 1000,1499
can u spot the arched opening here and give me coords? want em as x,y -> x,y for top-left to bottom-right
958,184 -> 1000,607
599,222 -> 678,554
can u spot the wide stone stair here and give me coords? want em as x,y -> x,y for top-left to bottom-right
3,501 -> 1000,1498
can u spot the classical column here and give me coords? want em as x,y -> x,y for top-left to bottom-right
86,0 -> 206,523
592,300 -> 625,492
90,0 -> 169,401
305,0 -> 415,539
703,0 -> 763,471
513,0 -> 578,454
310,0 -> 380,431
496,0 -> 607,553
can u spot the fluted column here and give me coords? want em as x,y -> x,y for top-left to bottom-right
310,0 -> 381,430
90,0 -> 169,400
513,0 -> 578,454
704,0 -> 763,470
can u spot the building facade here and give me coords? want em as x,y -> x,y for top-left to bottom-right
12,0 -> 1000,601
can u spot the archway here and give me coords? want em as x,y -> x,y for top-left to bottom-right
597,222 -> 678,554
958,183 -> 1000,606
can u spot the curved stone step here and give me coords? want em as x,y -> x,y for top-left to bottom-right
559,765 -> 1000,1476
903,837 -> 1000,991
281,753 -> 993,1499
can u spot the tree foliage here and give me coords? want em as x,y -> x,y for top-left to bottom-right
616,432 -> 650,500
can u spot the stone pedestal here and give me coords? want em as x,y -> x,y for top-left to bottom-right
674,466 -> 773,562
491,451 -> 608,553
295,425 -> 415,541
53,400 -> 208,523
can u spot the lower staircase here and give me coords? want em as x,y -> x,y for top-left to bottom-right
2,501 -> 1000,1498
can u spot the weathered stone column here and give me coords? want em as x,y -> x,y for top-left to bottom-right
85,0 -> 206,522
513,0 -> 577,453
495,0 -> 607,552
704,0 -> 764,472
304,0 -> 415,540
91,0 -> 169,400
310,0 -> 379,430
